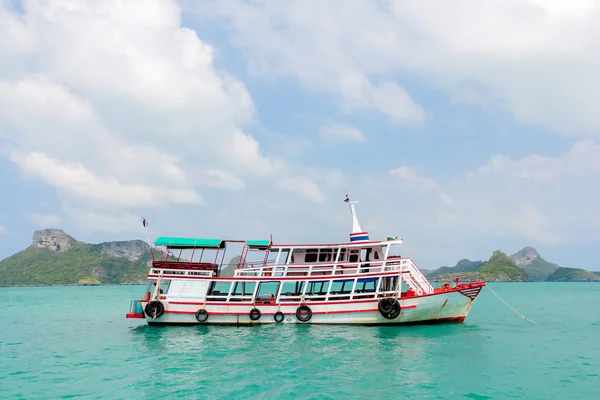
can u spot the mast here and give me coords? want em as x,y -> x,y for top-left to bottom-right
345,191 -> 370,242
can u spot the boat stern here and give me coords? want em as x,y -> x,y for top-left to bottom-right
125,299 -> 146,319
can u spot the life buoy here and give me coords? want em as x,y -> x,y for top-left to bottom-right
195,309 -> 209,323
264,267 -> 272,277
296,305 -> 312,322
144,300 -> 164,318
274,311 -> 284,323
249,308 -> 261,321
378,298 -> 401,320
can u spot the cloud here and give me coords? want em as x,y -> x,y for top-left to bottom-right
62,208 -> 145,234
276,177 -> 326,203
28,213 -> 61,228
319,123 -> 365,142
389,166 -> 438,190
0,224 -> 6,235
187,0 -> 600,135
12,151 -> 201,206
0,0 -> 329,231
187,1 -> 424,124
468,139 -> 600,182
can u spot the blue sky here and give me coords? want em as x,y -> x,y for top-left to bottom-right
1,0 -> 600,270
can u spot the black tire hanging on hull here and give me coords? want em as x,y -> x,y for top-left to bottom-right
296,305 -> 312,322
274,311 -> 284,323
195,309 -> 209,323
378,298 -> 401,320
249,308 -> 261,321
144,300 -> 164,318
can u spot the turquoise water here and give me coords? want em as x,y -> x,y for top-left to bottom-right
2,283 -> 599,399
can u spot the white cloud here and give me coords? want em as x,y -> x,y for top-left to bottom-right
62,208 -> 145,234
187,1 -> 424,124
0,0 -> 330,233
390,166 -> 438,190
28,213 -> 61,228
276,177 -> 326,203
12,151 -> 201,207
319,123 -> 365,142
468,139 -> 600,182
188,0 -> 600,135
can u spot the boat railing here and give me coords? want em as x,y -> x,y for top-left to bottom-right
400,259 -> 434,295
233,259 -> 401,278
151,260 -> 218,271
149,267 -> 213,277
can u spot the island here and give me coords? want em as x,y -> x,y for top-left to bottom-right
426,247 -> 600,282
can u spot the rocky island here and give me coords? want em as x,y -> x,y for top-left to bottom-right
0,229 -> 153,287
426,247 -> 600,282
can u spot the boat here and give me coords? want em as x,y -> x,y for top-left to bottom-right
126,195 -> 486,325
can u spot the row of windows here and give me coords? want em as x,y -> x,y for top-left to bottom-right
206,277 -> 399,300
298,247 -> 381,263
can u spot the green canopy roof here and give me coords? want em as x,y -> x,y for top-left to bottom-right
154,237 -> 271,249
246,240 -> 271,248
154,237 -> 225,249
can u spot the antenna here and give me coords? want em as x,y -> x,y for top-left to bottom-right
345,192 -> 369,242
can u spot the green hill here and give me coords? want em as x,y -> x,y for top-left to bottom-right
478,250 -> 531,281
509,247 -> 560,281
426,259 -> 483,278
431,251 -> 531,282
0,229 -> 153,286
546,267 -> 600,282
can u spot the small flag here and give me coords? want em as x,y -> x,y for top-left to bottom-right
142,217 -> 148,228
344,191 -> 350,203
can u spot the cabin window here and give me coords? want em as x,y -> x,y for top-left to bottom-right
329,279 -> 354,295
149,279 -> 171,295
231,281 -> 256,296
207,281 -> 232,296
276,248 -> 290,264
355,278 -> 378,293
280,281 -> 304,296
304,249 -> 318,263
348,249 -> 359,263
305,280 -> 330,296
337,248 -> 346,262
379,276 -> 398,293
256,282 -> 280,300
318,249 -> 333,262
374,251 -> 380,260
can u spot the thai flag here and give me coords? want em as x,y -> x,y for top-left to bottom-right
344,192 -> 349,202
142,217 -> 148,228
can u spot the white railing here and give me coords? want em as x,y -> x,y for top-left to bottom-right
149,268 -> 213,277
233,259 -> 401,278
400,259 -> 434,295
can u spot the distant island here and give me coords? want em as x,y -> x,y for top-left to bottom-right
0,230 -> 599,286
424,247 -> 600,282
0,229 -> 153,287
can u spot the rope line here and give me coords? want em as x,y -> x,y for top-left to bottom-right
486,285 -> 537,324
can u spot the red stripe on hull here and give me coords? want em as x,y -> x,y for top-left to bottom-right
164,303 -> 417,316
147,316 -> 467,327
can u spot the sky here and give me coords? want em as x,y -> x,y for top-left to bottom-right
1,0 -> 600,270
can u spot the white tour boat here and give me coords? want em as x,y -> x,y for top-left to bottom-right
126,195 -> 486,325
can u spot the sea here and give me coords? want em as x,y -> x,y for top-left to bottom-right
2,283 -> 599,399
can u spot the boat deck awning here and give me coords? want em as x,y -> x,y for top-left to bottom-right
154,237 -> 225,249
154,237 -> 271,249
246,240 -> 271,249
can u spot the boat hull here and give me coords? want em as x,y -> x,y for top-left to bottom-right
137,285 -> 483,326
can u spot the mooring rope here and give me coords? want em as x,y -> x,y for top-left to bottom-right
486,285 -> 537,324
